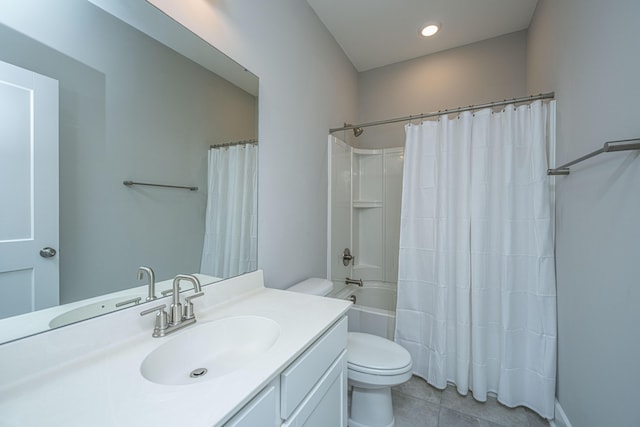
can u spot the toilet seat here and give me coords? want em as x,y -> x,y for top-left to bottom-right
348,361 -> 412,376
347,332 -> 412,376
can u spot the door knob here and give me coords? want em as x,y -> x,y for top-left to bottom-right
40,247 -> 57,258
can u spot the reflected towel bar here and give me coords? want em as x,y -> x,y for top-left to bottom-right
123,180 -> 198,191
547,138 -> 640,175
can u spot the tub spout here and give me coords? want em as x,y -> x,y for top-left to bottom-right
345,277 -> 363,287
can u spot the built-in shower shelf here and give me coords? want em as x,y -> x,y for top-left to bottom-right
354,264 -> 382,271
353,200 -> 382,208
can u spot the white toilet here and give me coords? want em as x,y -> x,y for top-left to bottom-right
288,278 -> 413,427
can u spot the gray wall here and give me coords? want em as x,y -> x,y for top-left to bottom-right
150,5 -> 640,426
528,1 -> 640,426
149,0 -> 359,289
356,31 -> 528,149
0,0 -> 257,302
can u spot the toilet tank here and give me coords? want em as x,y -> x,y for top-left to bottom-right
287,278 -> 333,296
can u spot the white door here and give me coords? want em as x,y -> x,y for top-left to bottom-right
0,60 -> 59,320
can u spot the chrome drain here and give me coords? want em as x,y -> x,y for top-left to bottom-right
190,368 -> 208,378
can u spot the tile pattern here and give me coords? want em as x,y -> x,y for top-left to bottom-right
389,376 -> 550,427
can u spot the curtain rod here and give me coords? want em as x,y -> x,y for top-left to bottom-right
210,138 -> 258,149
330,92 -> 555,133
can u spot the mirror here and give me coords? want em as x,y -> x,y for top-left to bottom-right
0,0 -> 259,343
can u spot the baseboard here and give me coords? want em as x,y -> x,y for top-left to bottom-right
549,399 -> 572,427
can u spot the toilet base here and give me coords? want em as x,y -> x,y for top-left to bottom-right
348,385 -> 395,427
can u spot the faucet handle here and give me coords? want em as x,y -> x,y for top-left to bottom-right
183,292 -> 204,320
140,304 -> 168,337
140,303 -> 167,316
115,296 -> 142,308
161,286 -> 180,297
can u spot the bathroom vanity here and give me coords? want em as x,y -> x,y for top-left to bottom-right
227,316 -> 348,427
0,271 -> 351,426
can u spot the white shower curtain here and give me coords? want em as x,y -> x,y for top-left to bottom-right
200,144 -> 257,278
395,101 -> 556,419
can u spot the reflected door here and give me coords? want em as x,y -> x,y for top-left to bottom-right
0,60 -> 59,319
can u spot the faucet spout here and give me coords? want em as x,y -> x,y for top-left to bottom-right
345,277 -> 363,287
169,274 -> 202,326
141,274 -> 203,338
137,266 -> 156,301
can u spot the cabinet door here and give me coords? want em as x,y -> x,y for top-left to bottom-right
282,350 -> 347,427
224,382 -> 279,427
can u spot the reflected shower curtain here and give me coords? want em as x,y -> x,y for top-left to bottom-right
200,144 -> 257,278
395,101 -> 557,418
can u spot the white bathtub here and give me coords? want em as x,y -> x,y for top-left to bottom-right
331,281 -> 397,340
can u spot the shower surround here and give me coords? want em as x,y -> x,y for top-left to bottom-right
328,136 -> 403,338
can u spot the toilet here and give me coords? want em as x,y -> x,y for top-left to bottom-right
288,278 -> 413,427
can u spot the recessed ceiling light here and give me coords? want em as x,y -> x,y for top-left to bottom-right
420,23 -> 440,37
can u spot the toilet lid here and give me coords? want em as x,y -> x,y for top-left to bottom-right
347,332 -> 412,375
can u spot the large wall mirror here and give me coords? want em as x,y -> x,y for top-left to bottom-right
0,0 -> 259,343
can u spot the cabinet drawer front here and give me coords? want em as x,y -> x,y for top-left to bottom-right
280,316 -> 347,419
281,350 -> 347,427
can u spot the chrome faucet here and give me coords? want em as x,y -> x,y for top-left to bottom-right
137,266 -> 156,301
169,274 -> 202,326
345,277 -> 363,287
140,274 -> 204,337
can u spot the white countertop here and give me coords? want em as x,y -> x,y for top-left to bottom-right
0,271 -> 351,426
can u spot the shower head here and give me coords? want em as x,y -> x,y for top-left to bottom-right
344,123 -> 364,138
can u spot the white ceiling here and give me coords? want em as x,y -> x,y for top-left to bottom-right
306,0 -> 539,72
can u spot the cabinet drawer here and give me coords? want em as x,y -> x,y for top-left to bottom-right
280,316 -> 347,419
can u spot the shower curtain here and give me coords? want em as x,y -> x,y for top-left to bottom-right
395,101 -> 557,419
200,144 -> 257,278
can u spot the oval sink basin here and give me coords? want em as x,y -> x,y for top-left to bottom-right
140,315 -> 281,385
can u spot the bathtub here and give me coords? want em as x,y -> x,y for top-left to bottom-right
331,281 -> 397,340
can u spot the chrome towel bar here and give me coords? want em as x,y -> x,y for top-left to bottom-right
548,138 -> 640,175
123,180 -> 198,191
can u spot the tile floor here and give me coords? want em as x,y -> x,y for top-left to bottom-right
389,376 -> 550,427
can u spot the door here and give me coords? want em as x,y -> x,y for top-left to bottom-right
328,136 -> 352,281
0,60 -> 59,319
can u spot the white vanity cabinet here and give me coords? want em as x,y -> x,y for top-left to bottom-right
224,316 -> 348,427
224,381 -> 281,427
281,351 -> 347,427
